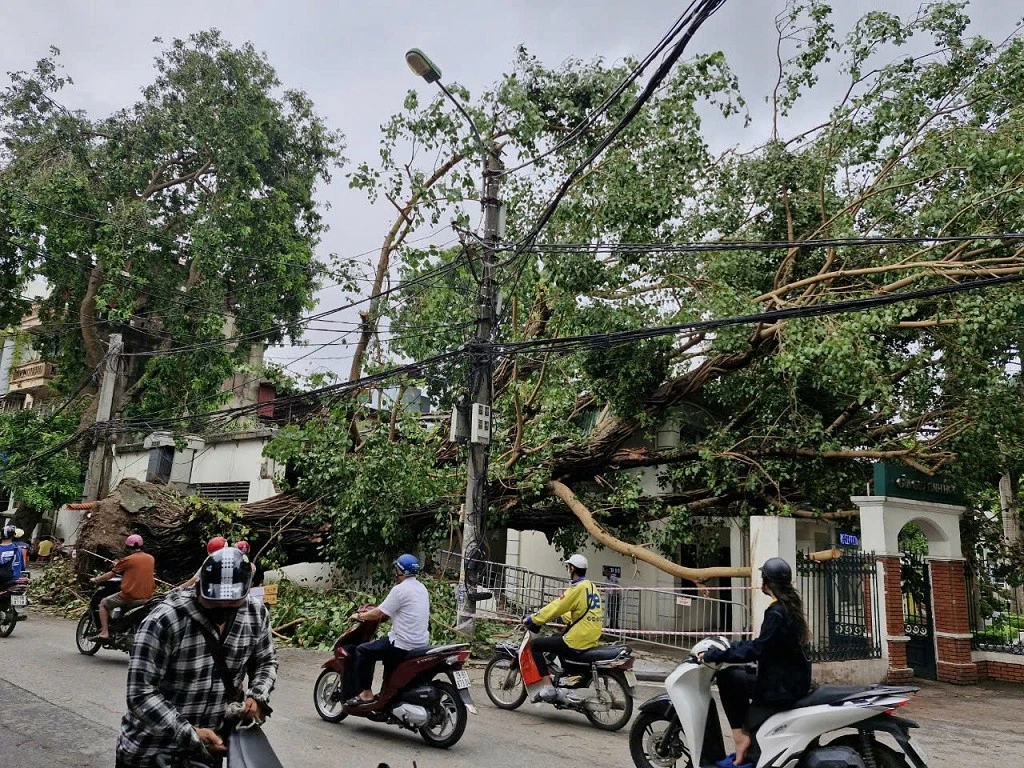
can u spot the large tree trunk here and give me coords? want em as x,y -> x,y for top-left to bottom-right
74,479 -> 329,584
998,473 -> 1024,608
11,503 -> 44,539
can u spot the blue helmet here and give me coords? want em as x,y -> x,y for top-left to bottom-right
394,553 -> 421,576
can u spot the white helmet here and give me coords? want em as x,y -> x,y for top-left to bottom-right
564,554 -> 589,571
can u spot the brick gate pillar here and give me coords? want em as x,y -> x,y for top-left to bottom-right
929,558 -> 978,684
878,555 -> 914,684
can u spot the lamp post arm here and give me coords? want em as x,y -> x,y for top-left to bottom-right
436,81 -> 489,160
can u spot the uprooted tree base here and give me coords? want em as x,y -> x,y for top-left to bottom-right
74,479 -> 329,584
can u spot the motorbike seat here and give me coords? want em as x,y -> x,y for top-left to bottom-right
792,685 -> 876,708
572,645 -> 630,663
402,643 -> 470,660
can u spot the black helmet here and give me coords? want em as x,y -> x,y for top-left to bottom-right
1,525 -> 15,540
199,547 -> 252,602
760,557 -> 792,586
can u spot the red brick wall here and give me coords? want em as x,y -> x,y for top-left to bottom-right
879,556 -> 912,682
976,659 -> 1024,683
930,560 -> 978,685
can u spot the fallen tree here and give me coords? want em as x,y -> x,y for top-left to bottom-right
74,479 -> 328,583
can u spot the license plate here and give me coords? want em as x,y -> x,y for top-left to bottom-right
624,671 -> 637,688
11,595 -> 27,607
453,670 -> 472,689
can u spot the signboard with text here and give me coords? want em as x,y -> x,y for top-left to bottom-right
873,463 -> 964,505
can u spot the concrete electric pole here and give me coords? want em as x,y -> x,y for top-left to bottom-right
457,145 -> 504,636
405,49 -> 504,637
82,333 -> 122,502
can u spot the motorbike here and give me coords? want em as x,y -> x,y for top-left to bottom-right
0,574 -> 30,637
75,577 -> 161,655
312,607 -> 474,748
629,636 -> 929,768
483,628 -> 636,731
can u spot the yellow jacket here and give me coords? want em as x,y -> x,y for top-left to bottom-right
532,579 -> 604,650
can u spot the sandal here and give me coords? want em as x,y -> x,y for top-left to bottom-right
344,695 -> 377,707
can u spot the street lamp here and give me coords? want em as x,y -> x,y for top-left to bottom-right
405,48 -> 503,638
405,48 -> 488,158
405,48 -> 442,83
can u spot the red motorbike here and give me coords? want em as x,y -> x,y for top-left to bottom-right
313,608 -> 474,748
0,574 -> 29,637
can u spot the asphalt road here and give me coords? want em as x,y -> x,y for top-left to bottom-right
0,613 -> 638,768
2,613 -> 1022,767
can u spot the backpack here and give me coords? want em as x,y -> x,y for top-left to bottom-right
0,549 -> 15,584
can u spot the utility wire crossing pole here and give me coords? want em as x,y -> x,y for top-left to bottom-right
82,333 -> 122,502
405,48 -> 504,638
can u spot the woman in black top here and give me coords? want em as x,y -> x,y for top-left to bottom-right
700,558 -> 812,768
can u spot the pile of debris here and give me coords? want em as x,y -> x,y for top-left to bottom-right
74,479 -> 329,583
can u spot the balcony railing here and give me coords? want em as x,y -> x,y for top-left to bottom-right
8,361 -> 57,393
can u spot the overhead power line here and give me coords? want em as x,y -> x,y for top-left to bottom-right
518,233 -> 1024,254
492,273 -> 1024,357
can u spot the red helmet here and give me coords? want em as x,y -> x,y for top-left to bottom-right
235,540 -> 250,554
125,534 -> 144,548
206,536 -> 228,555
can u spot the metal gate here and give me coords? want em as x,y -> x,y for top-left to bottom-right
901,552 -> 936,680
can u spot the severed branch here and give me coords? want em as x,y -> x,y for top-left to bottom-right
547,479 -> 751,584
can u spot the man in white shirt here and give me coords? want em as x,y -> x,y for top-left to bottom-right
346,553 -> 430,706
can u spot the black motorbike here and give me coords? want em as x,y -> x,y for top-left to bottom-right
0,574 -> 30,637
76,577 -> 161,655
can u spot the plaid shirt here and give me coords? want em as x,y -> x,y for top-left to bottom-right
115,590 -> 278,766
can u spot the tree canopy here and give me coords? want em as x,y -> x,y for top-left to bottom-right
269,1 -> 1024,573
0,31 -> 345,418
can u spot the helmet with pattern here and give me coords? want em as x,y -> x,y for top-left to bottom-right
199,547 -> 253,602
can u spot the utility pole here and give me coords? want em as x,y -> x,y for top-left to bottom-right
404,48 -> 504,637
456,145 -> 504,637
82,333 -> 122,502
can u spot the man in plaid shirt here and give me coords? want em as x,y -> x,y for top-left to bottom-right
116,547 -> 277,768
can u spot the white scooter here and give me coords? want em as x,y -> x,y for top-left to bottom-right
629,637 -> 928,768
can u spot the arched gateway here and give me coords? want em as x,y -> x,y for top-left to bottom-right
853,464 -> 977,684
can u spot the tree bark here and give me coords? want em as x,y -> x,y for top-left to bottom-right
546,479 -> 751,584
79,263 -> 105,374
998,473 -> 1024,607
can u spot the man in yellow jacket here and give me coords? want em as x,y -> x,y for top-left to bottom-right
524,553 -> 604,703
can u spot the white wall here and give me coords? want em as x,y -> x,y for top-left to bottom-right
187,438 -> 276,502
109,435 -> 277,503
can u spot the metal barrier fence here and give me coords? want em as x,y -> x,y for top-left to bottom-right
966,552 -> 1024,655
795,551 -> 882,662
435,551 -> 752,651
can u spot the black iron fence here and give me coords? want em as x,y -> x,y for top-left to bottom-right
796,551 -> 882,662
966,551 -> 1024,655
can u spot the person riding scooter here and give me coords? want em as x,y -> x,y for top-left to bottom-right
523,553 -> 604,703
346,554 -> 430,707
89,534 -> 155,642
699,557 -> 812,768
0,525 -> 23,589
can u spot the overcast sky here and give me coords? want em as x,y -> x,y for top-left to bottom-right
2,0 -> 1021,378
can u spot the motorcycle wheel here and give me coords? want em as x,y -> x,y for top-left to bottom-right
830,735 -> 916,767
629,710 -> 691,768
483,655 -> 528,710
418,680 -> 468,749
0,607 -> 16,638
584,671 -> 634,731
75,612 -> 102,655
313,669 -> 348,723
